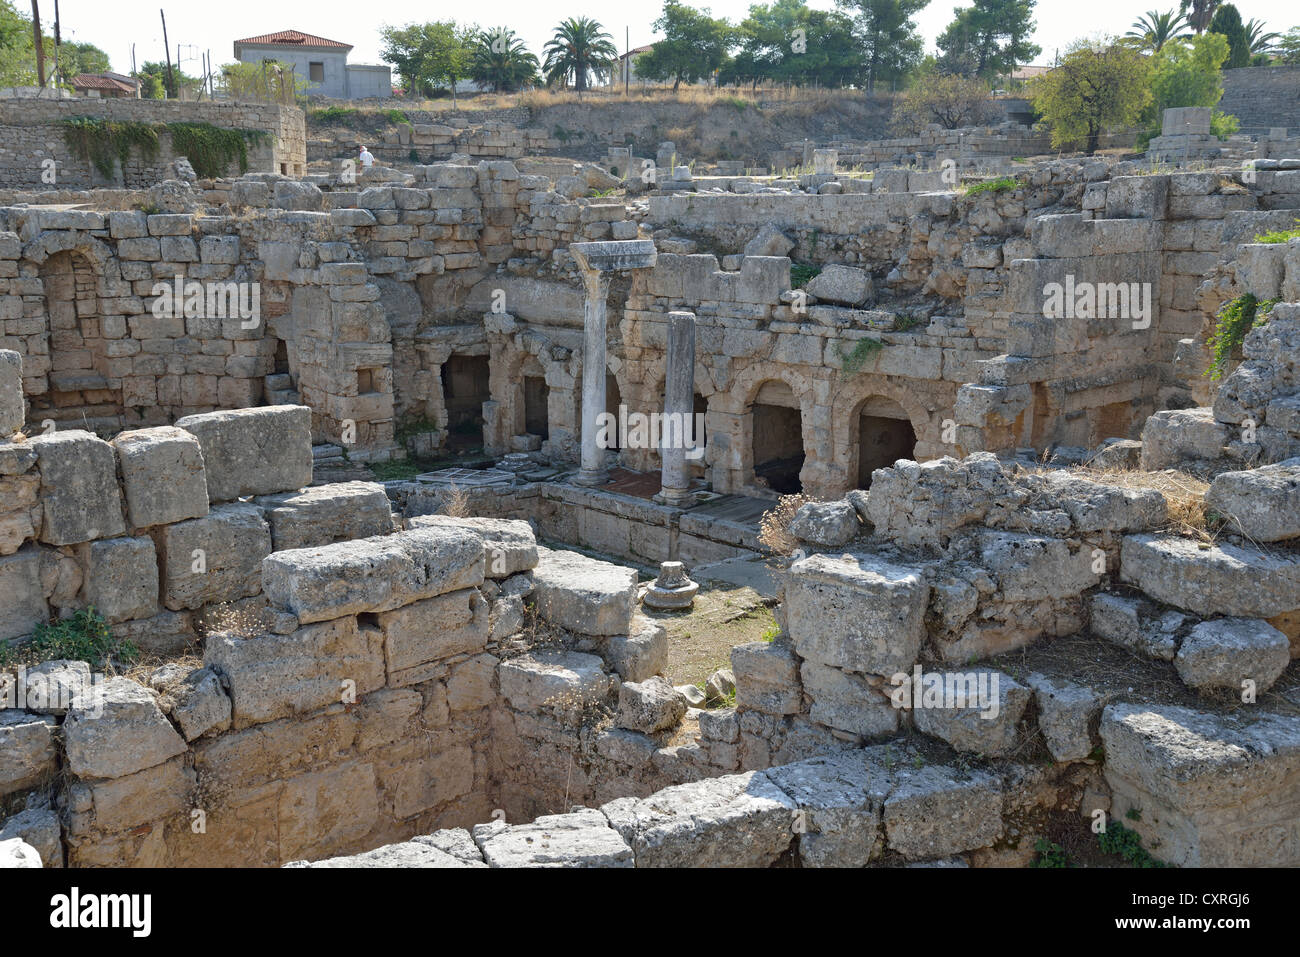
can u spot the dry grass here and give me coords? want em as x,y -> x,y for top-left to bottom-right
757,493 -> 810,556
1016,461 -> 1212,539
439,482 -> 471,518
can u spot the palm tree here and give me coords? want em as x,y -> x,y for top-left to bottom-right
542,17 -> 618,93
1244,18 -> 1280,55
470,28 -> 540,93
1126,9 -> 1192,52
1178,0 -> 1222,34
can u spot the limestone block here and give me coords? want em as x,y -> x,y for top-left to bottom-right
81,536 -> 158,624
1120,533 -> 1300,619
1206,458 -> 1300,542
616,676 -> 687,733
910,669 -> 1031,756
157,502 -> 270,610
205,616 -> 384,729
805,264 -> 872,306
601,615 -> 668,682
472,808 -> 633,867
0,838 -> 40,867
1025,673 -> 1108,762
408,514 -> 536,576
731,637 -> 803,715
0,710 -> 56,795
1089,591 -> 1182,660
530,546 -> 636,636
497,650 -> 613,718
1174,618 -> 1290,694
763,750 -> 888,867
379,588 -> 490,687
262,526 -> 485,624
111,426 -> 209,529
288,841 -> 481,868
800,660 -> 898,738
0,349 -> 21,436
257,481 -> 394,551
600,770 -> 797,867
786,552 -> 928,677
742,222 -> 794,258
0,808 -> 61,867
29,431 -> 125,545
62,677 -> 187,780
883,764 -> 1002,860
175,406 -> 313,503
788,500 -> 860,547
1140,408 -> 1228,470
151,666 -> 231,741
0,546 -> 46,641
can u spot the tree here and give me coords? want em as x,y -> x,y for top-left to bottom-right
55,41 -> 110,84
135,60 -> 196,99
1148,31 -> 1230,116
892,70 -> 997,131
380,21 -> 474,103
1178,0 -> 1221,34
1243,19 -> 1279,55
0,0 -> 36,85
1207,3 -> 1249,68
469,28 -> 540,92
1030,40 -> 1151,154
837,0 -> 927,89
936,0 -> 1041,80
542,16 -> 617,93
723,0 -> 867,89
1125,9 -> 1191,52
1276,27 -> 1300,64
635,1 -> 734,91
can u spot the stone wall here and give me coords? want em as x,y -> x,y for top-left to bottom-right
0,98 -> 306,188
1219,66 -> 1300,132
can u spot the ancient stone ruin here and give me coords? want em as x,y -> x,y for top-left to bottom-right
1,91 -> 1299,871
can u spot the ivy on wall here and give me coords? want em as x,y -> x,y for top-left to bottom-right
59,117 -> 271,180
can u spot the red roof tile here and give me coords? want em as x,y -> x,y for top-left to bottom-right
71,73 -> 138,93
234,29 -> 352,50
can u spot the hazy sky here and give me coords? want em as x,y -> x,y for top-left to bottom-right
52,0 -> 1298,78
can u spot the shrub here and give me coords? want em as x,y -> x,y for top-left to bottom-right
1206,293 -> 1276,380
15,608 -> 138,669
757,493 -> 810,556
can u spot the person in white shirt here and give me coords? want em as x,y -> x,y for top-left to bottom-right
357,145 -> 375,169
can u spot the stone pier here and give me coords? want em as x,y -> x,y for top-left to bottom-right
568,240 -> 658,487
656,311 -> 697,507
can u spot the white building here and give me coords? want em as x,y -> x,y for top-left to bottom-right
233,29 -> 391,99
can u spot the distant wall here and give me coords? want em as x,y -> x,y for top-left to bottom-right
0,98 -> 306,187
1220,66 -> 1300,132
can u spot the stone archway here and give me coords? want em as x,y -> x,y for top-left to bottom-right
750,379 -> 805,494
37,249 -> 122,432
854,396 -> 917,488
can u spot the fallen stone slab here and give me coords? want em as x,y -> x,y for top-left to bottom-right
1120,533 -> 1300,619
472,808 -> 634,867
531,546 -> 637,636
601,770 -> 797,867
788,500 -> 860,547
175,405 -> 313,503
806,264 -> 871,306
411,828 -> 487,864
257,481 -> 395,551
785,552 -> 929,676
148,665 -> 231,742
262,525 -> 485,624
1101,702 -> 1300,866
1173,618 -> 1291,695
0,710 -> 57,795
1089,591 -> 1184,660
600,615 -> 668,682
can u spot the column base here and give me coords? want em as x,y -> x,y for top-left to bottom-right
653,488 -> 696,508
573,468 -> 609,487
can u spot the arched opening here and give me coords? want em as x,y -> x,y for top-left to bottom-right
442,353 -> 490,451
855,396 -> 916,488
692,393 -> 708,452
751,380 -> 803,494
39,250 -> 120,430
524,375 -> 550,440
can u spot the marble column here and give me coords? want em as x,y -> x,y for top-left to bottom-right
575,267 -> 611,486
657,310 -> 697,506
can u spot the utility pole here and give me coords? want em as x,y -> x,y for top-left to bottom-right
207,48 -> 213,97
30,1 -> 45,88
160,9 -> 174,98
52,0 -> 59,87
624,27 -> 629,95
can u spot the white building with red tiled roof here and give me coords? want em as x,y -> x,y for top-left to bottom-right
233,29 -> 390,98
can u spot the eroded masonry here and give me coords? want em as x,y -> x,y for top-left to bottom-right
1,95 -> 1299,868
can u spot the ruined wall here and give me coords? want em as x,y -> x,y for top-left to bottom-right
1219,66 -> 1300,132
0,98 -> 306,187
